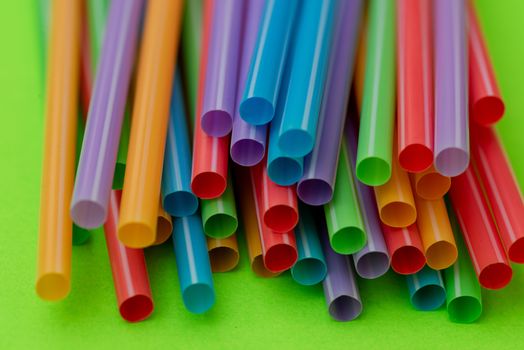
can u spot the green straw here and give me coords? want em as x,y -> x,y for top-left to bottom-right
445,200 -> 482,323
323,141 -> 366,254
201,176 -> 238,239
355,0 -> 395,186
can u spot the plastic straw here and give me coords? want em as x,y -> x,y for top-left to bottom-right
251,157 -> 299,233
118,0 -> 183,248
414,196 -> 458,270
161,73 -> 199,217
346,118 -> 390,279
240,0 -> 299,125
353,17 -> 367,113
382,224 -> 425,275
200,0 -> 244,137
434,0 -> 469,176
374,138 -> 417,228
291,204 -> 327,286
412,166 -> 451,200
172,214 -> 216,314
298,0 -> 363,205
191,0 -> 229,200
406,266 -> 446,311
154,202 -> 173,246
71,0 -> 143,229
276,0 -> 337,158
445,201 -> 482,323
471,125 -> 524,263
207,234 -> 240,273
79,2 -> 93,119
230,0 -> 267,167
396,0 -> 434,173
73,118 -> 90,246
201,176 -> 238,239
323,142 -> 366,254
36,0 -> 80,301
467,2 -> 505,126
450,165 -> 512,289
235,167 -> 280,277
104,191 -> 154,322
319,218 -> 362,322
356,0 -> 396,186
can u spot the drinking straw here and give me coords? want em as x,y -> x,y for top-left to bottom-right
71,0 -> 143,229
411,166 -> 451,200
346,118 -> 390,279
154,202 -> 173,246
201,176 -> 238,239
235,167 -> 280,277
72,121 -> 91,246
36,0 -> 81,301
161,73 -> 199,217
382,224 -> 425,275
406,266 -> 446,311
374,138 -> 417,228
396,0 -> 434,173
467,2 -> 505,126
191,0 -> 229,200
172,214 -> 216,314
240,0 -> 299,125
276,0 -> 337,158
319,218 -> 362,322
323,142 -> 366,254
356,0 -> 395,186
291,204 -> 327,286
206,235 -> 240,273
230,0 -> 267,167
450,165 -> 512,289
104,191 -> 154,322
434,0 -> 469,177
471,125 -> 524,263
414,196 -> 458,270
353,17 -> 367,114
251,157 -> 299,233
200,0 -> 244,138
118,0 -> 183,248
445,201 -> 482,323
298,0 -> 363,205
79,2 -> 93,119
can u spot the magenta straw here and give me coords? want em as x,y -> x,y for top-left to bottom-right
434,0 -> 469,176
297,0 -> 363,205
201,0 -> 244,137
230,0 -> 267,167
71,0 -> 143,229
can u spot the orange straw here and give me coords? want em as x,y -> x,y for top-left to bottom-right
206,235 -> 240,273
411,165 -> 451,200
36,0 -> 81,301
118,0 -> 184,248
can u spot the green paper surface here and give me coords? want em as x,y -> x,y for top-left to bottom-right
1,0 -> 524,348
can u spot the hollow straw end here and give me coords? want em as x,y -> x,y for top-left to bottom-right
399,144 -> 433,173
291,257 -> 327,286
508,237 -> 524,264
278,129 -> 314,158
447,296 -> 482,323
182,283 -> 216,314
354,251 -> 390,279
411,284 -> 446,311
330,227 -> 367,255
356,157 -> 391,186
204,214 -> 238,239
478,262 -> 512,290
191,172 -> 227,199
264,205 -> 299,233
35,273 -> 70,301
201,110 -> 233,137
230,139 -> 265,167
297,178 -> 333,206
415,172 -> 451,200
209,246 -> 239,272
119,294 -> 154,323
267,157 -> 303,186
163,191 -> 199,217
435,148 -> 470,177
472,96 -> 505,126
391,246 -> 426,275
118,221 -> 156,249
264,243 -> 298,273
239,97 -> 275,125
426,241 -> 458,270
379,202 -> 417,228
70,199 -> 107,230
328,295 -> 363,322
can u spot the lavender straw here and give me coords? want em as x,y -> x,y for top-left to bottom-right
297,0 -> 363,205
230,0 -> 267,167
71,0 -> 143,229
434,0 -> 469,176
201,0 -> 244,137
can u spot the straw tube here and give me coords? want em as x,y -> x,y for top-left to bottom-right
201,176 -> 238,239
406,266 -> 446,311
207,235 -> 240,273
412,166 -> 451,200
382,224 -> 425,275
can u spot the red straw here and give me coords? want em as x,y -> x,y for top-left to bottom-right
382,223 -> 425,275
79,2 -> 92,120
450,165 -> 512,290
191,0 -> 229,199
472,126 -> 524,263
467,2 -> 505,125
396,0 -> 434,172
250,156 -> 298,233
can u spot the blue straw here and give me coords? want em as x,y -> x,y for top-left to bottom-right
406,266 -> 446,311
161,72 -> 199,217
172,214 -> 215,314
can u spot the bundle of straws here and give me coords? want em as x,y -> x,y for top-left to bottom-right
37,0 -> 524,324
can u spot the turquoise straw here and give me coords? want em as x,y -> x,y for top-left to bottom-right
406,266 -> 446,311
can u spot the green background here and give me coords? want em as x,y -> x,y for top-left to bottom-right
1,0 -> 523,348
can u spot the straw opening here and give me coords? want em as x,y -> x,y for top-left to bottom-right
328,295 -> 362,321
331,227 -> 366,255
472,96 -> 505,126
391,246 -> 426,275
163,191 -> 199,217
479,262 -> 513,290
411,284 -> 446,311
267,156 -> 303,186
191,172 -> 227,199
355,251 -> 390,279
291,257 -> 327,286
183,283 -> 216,314
239,97 -> 274,125
201,110 -> 233,137
297,178 -> 333,206
230,139 -> 265,167
209,246 -> 239,272
380,202 -> 417,228
356,157 -> 391,186
155,215 -> 173,245
278,129 -> 314,158
447,296 -> 482,323
70,199 -> 107,229
399,143 -> 433,173
118,222 -> 156,248
508,237 -> 524,263
204,213 -> 238,239
264,205 -> 298,233
119,294 -> 154,323
264,244 -> 298,272
426,241 -> 458,270
435,147 -> 469,177
36,273 -> 70,301
416,172 -> 451,200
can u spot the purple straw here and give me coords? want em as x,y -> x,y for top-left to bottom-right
230,0 -> 267,167
201,0 -> 244,137
345,116 -> 390,279
71,0 -> 143,229
297,0 -> 363,205
319,216 -> 363,322
434,0 -> 469,176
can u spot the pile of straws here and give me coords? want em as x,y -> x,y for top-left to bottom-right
36,0 -> 524,324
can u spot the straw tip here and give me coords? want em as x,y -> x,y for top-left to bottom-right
182,283 -> 216,314
203,214 -> 238,239
411,284 -> 446,311
264,205 -> 299,233
291,257 -> 327,285
209,246 -> 239,273
356,157 -> 391,186
379,202 -> 417,228
399,144 -> 433,173
264,244 -> 298,273
118,222 -> 156,248
391,246 -> 426,275
278,129 -> 314,158
472,96 -> 505,126
201,110 -> 233,137
479,262 -> 513,290
426,241 -> 458,270
267,157 -> 303,186
119,294 -> 154,323
328,295 -> 363,322
447,296 -> 482,323
435,148 -> 469,177
297,178 -> 333,206
230,139 -> 265,167
354,251 -> 390,279
415,172 -> 451,200
35,273 -> 70,301
163,191 -> 199,217
330,227 -> 367,255
191,172 -> 227,199
239,97 -> 274,125
70,199 -> 107,229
